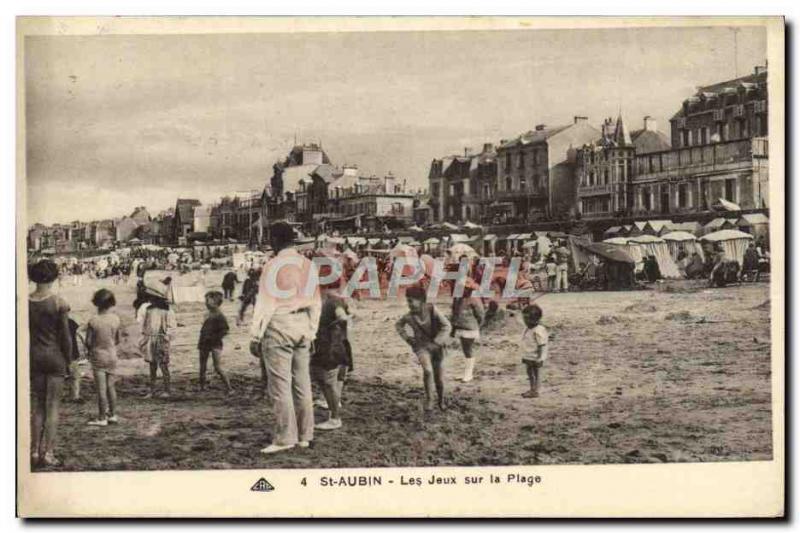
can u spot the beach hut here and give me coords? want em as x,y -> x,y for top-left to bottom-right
700,229 -> 754,266
662,231 -> 705,263
736,213 -> 770,241
628,234 -> 682,279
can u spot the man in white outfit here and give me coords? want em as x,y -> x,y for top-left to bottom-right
249,221 -> 321,455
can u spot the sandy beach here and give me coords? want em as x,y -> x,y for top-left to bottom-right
35,272 -> 772,471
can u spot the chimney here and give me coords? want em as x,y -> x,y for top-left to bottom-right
643,116 -> 657,132
384,173 -> 396,194
573,116 -> 588,124
535,124 -> 546,131
464,147 -> 471,157
483,142 -> 494,153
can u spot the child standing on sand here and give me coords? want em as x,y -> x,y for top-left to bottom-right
85,289 -> 121,426
139,282 -> 176,399
395,286 -> 452,411
520,304 -> 549,398
545,254 -> 557,292
198,290 -> 233,394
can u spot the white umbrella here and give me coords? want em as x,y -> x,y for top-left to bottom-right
603,237 -> 630,245
661,231 -> 697,242
629,234 -> 665,244
448,243 -> 478,258
390,243 -> 419,259
462,221 -> 481,229
700,229 -> 754,242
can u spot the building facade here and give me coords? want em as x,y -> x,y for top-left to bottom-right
576,115 -> 671,219
670,65 -> 768,148
630,136 -> 768,215
494,117 -> 601,222
427,143 -> 496,224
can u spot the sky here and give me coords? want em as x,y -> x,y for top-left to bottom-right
24,25 -> 766,225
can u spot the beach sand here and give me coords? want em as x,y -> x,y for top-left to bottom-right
32,272 -> 772,470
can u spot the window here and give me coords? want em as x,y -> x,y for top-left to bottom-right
533,150 -> 538,165
506,177 -> 512,191
700,128 -> 707,145
642,188 -> 651,211
505,152 -> 511,171
432,183 -> 440,198
603,168 -> 609,185
682,130 -> 689,147
518,153 -> 525,169
724,179 -> 736,202
678,183 -> 688,208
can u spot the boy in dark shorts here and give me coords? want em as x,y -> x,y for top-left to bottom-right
520,304 -> 549,398
198,291 -> 233,394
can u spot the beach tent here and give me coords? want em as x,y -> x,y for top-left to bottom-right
703,217 -> 737,235
442,222 -> 459,231
603,237 -> 645,271
629,234 -> 682,279
462,221 -> 481,229
628,221 -> 648,237
664,221 -> 703,236
662,231 -> 706,263
700,229 -> 754,266
408,225 -> 423,232
644,220 -> 673,236
422,237 -> 440,245
736,213 -> 769,241
580,242 -> 635,264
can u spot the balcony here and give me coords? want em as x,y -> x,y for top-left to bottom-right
495,188 -> 547,201
577,183 -> 615,196
633,138 -> 764,184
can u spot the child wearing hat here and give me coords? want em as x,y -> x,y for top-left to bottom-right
138,281 -> 176,399
520,303 -> 549,398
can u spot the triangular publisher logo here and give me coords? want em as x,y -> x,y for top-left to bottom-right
251,478 -> 275,492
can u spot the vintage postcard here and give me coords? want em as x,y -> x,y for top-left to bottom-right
16,16 -> 784,517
